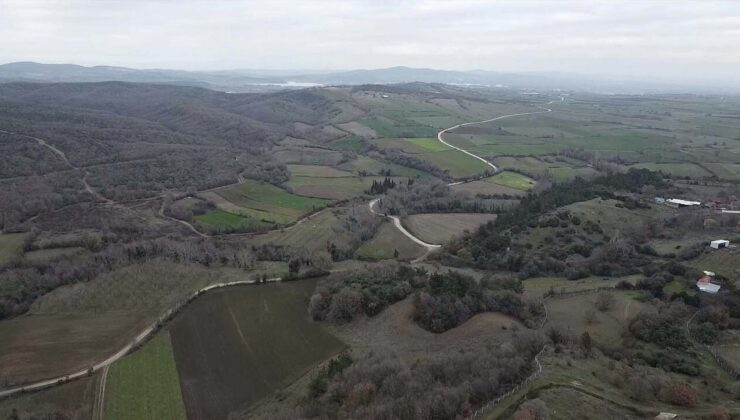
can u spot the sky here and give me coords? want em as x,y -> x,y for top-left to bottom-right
1,0 -> 739,86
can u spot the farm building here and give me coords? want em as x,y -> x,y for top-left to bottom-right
696,273 -> 721,294
666,198 -> 701,208
710,239 -> 730,249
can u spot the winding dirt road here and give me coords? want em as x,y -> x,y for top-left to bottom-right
0,129 -> 112,204
369,97 -> 564,257
0,278 -> 280,399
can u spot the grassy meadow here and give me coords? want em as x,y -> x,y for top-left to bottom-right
104,332 -> 186,420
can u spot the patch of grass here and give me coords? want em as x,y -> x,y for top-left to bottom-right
23,247 -> 86,263
406,137 -> 450,152
0,232 -> 26,264
686,248 -> 740,280
105,332 -> 186,420
523,275 -> 643,297
331,136 -> 366,152
216,179 -> 330,224
0,375 -> 96,420
663,279 -> 697,296
704,163 -> 740,180
421,150 -> 489,178
487,171 -> 536,191
194,209 -> 266,230
356,222 -> 426,261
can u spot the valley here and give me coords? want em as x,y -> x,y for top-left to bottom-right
1,80 -> 740,420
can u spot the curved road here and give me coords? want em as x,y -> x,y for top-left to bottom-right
369,97 -> 564,255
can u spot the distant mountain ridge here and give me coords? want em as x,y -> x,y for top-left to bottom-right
0,62 -> 734,94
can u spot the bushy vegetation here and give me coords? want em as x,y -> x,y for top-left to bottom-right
283,333 -> 544,419
309,265 -> 426,322
414,272 -> 534,332
444,169 -> 668,278
379,179 -> 498,215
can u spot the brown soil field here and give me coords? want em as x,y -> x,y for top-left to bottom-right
0,374 -> 97,420
403,213 -> 498,244
0,311 -> 152,385
169,280 -> 345,420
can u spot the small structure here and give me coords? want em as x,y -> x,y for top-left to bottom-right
655,413 -> 677,420
696,272 -> 721,294
654,197 -> 666,204
666,198 -> 701,208
710,239 -> 730,249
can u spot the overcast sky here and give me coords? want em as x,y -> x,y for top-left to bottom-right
1,0 -> 739,85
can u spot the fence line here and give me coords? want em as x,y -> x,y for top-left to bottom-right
685,310 -> 740,380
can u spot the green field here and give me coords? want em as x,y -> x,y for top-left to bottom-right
215,179 -> 330,224
406,137 -> 450,152
330,135 -> 366,152
0,232 -> 26,264
104,332 -> 186,420
193,209 -> 269,231
356,222 -> 426,261
487,171 -> 536,191
523,275 -> 643,298
360,116 -> 437,138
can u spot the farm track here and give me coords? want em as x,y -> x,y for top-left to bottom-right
0,277 -> 284,399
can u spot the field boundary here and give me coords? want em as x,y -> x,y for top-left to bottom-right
0,277 -> 280,400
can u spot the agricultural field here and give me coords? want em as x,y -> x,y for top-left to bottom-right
492,156 -> 598,182
249,207 -> 352,253
355,221 -> 426,261
546,290 -> 645,347
686,247 -> 740,280
0,232 -> 25,264
193,208 -> 266,232
212,179 -> 330,225
104,332 -> 186,420
285,174 -> 376,200
0,262 -> 221,385
330,135 -> 366,152
369,137 -> 490,178
0,374 -> 96,420
403,213 -> 497,244
451,178 -> 526,197
168,280 -> 345,419
487,170 -> 536,191
563,198 -> 665,236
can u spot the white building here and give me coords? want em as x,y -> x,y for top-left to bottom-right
696,273 -> 721,294
666,198 -> 701,208
710,239 -> 730,249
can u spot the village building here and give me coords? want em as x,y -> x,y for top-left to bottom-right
710,239 -> 730,249
696,272 -> 721,294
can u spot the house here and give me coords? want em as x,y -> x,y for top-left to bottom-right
666,198 -> 701,208
710,239 -> 730,249
696,273 -> 721,294
655,414 -> 677,420
655,197 -> 666,204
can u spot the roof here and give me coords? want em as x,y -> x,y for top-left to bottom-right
697,282 -> 721,293
697,275 -> 712,284
667,198 -> 701,206
711,239 -> 729,244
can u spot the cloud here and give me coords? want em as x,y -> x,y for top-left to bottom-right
0,0 -> 738,85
